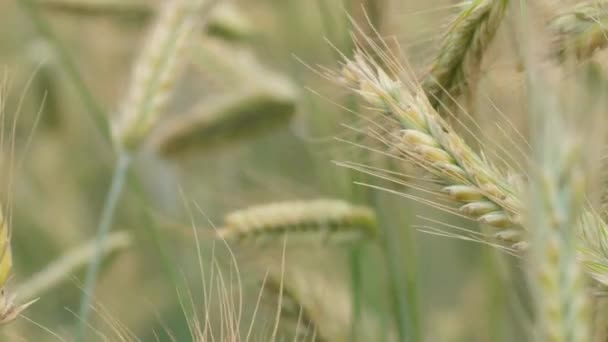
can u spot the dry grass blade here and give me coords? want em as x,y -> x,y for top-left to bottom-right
337,50 -> 525,249
422,0 -> 509,110
216,199 -> 378,244
550,1 -> 608,61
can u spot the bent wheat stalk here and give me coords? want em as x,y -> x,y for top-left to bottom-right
79,1 -> 217,339
216,199 -> 378,244
422,0 -> 509,110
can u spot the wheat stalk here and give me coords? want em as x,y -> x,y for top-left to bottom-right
550,1 -> 608,61
527,110 -> 590,341
216,199 -> 378,244
338,51 -> 526,249
422,0 -> 509,110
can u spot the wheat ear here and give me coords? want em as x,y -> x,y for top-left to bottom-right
422,0 -> 509,110
338,44 -> 608,289
550,1 -> 608,61
0,208 -> 37,324
17,231 -> 132,300
153,80 -> 296,157
338,51 -> 525,249
263,273 -> 324,342
216,199 -> 378,244
112,0 -> 208,151
527,114 -> 589,341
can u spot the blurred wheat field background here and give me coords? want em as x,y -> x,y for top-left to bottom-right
1,0 -> 607,341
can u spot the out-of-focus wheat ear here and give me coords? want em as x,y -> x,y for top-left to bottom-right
36,0 -> 152,18
0,208 -> 36,325
527,112 -> 590,341
263,273 -> 324,342
205,2 -> 253,42
215,199 -> 378,244
550,1 -> 608,62
337,51 -> 525,249
422,0 -> 509,111
152,78 -> 296,157
17,231 -> 132,300
112,0 -> 212,152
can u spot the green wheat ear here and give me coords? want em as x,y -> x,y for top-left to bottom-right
422,0 -> 509,111
216,199 -> 378,244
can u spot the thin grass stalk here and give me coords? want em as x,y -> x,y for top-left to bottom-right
375,201 -> 416,342
17,0 -> 111,143
75,153 -> 130,341
422,0 -> 509,111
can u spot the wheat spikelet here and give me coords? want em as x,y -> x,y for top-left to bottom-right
112,0 -> 208,151
422,0 -> 509,110
550,1 -> 608,61
338,51 -> 525,249
216,199 -> 378,243
527,113 -> 590,341
153,78 -> 296,157
0,208 -> 36,325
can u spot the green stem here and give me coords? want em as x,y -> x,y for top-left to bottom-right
379,218 -> 415,342
17,0 -> 112,143
75,153 -> 131,341
349,246 -> 363,342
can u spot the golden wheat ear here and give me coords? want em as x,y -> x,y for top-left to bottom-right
0,209 -> 35,325
216,199 -> 378,244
